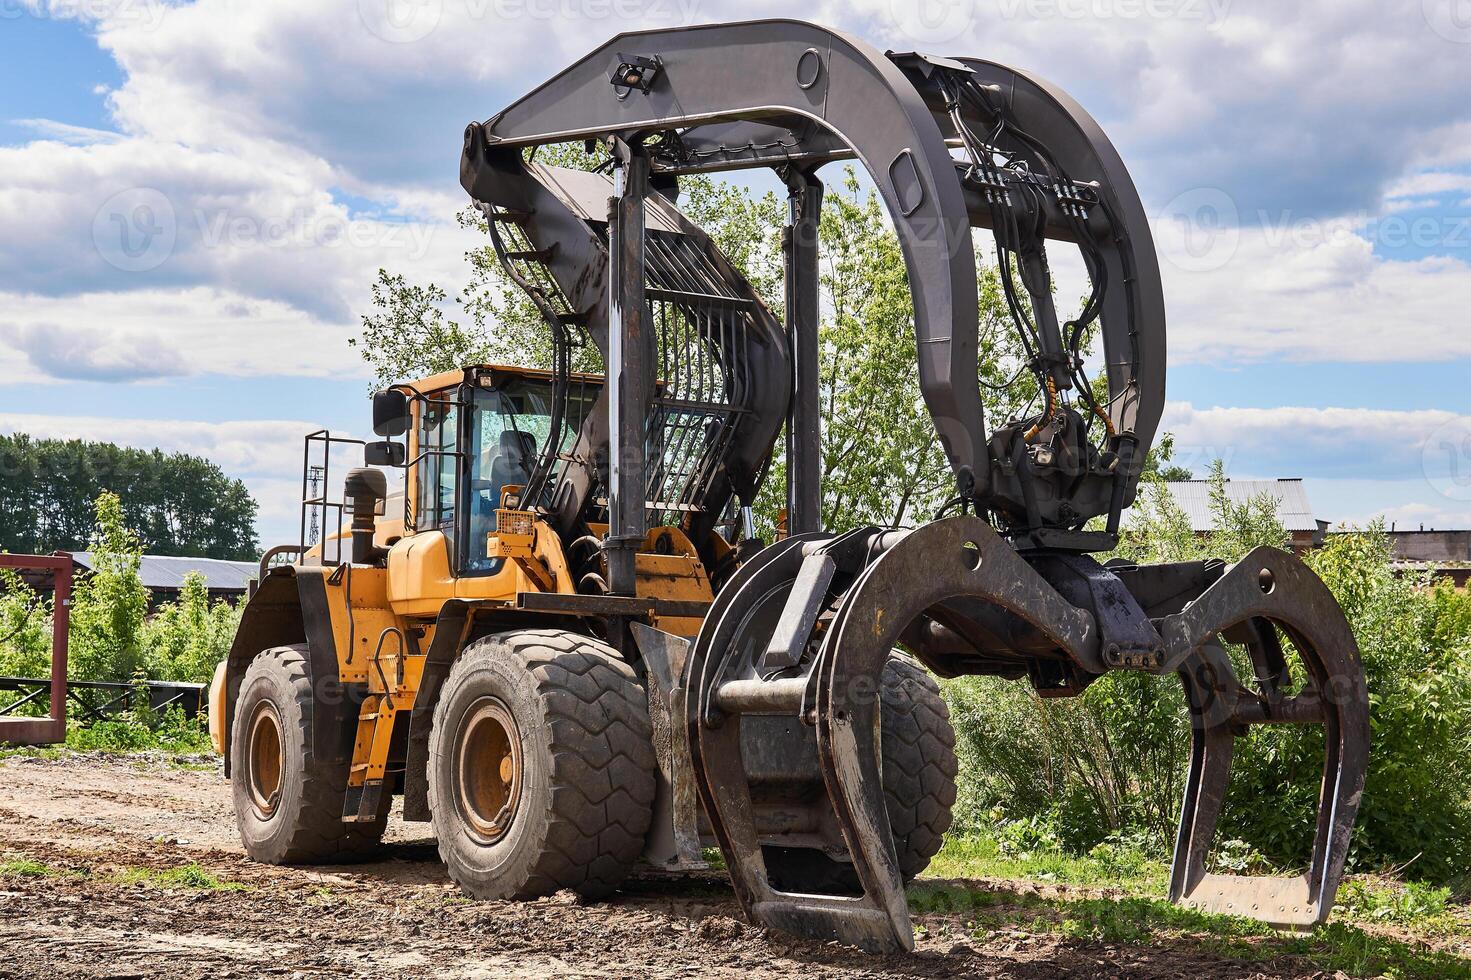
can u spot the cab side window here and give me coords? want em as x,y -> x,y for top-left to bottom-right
415,399 -> 458,531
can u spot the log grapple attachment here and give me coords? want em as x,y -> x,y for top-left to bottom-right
460,17 -> 1371,952
685,520 -> 1368,951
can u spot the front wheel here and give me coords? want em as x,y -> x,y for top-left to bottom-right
231,645 -> 387,863
428,629 -> 657,900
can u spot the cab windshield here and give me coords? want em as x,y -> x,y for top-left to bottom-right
462,375 -> 595,573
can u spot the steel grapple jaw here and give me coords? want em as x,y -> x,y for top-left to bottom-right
1159,546 -> 1369,925
684,518 -> 1369,952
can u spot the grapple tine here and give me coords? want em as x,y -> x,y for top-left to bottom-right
1160,547 -> 1370,925
1170,642 -> 1239,904
812,557 -> 913,948
685,518 -> 1097,952
685,533 -> 913,952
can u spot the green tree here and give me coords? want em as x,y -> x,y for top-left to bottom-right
0,434 -> 259,560
760,171 -> 1036,531
141,571 -> 241,683
67,492 -> 150,682
1142,432 -> 1193,482
350,269 -> 498,383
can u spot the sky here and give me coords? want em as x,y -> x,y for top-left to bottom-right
1,0 -> 1470,546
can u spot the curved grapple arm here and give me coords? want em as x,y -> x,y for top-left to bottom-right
461,18 -> 1165,534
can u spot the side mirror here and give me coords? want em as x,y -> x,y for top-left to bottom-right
372,388 -> 410,437
364,440 -> 406,467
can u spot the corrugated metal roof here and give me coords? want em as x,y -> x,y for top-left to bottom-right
69,552 -> 257,592
1160,479 -> 1321,532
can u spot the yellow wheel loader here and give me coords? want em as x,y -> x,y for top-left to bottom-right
212,19 -> 1370,953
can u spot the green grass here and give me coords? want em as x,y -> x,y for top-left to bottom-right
0,857 -> 59,878
924,832 -> 1167,892
114,862 -> 244,891
2,854 -> 240,891
63,715 -> 213,755
1334,878 -> 1454,926
0,855 -> 90,881
915,834 -> 1471,979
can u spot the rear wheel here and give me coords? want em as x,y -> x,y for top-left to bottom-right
765,652 -> 958,891
428,629 -> 656,900
231,645 -> 388,863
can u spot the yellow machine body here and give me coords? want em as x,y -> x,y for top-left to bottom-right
210,365 -> 715,810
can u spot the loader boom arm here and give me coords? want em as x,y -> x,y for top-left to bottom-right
461,18 -> 1166,544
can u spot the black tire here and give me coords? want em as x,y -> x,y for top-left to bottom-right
428,628 -> 656,901
766,652 -> 958,892
231,645 -> 388,864
881,652 -> 959,879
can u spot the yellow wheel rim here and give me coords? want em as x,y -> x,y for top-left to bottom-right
455,697 -> 523,844
246,701 -> 284,819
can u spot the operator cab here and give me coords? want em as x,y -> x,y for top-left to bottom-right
372,364 -> 600,575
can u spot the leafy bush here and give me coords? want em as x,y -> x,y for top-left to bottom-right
141,571 -> 240,683
1087,832 -> 1155,879
944,464 -> 1471,882
63,704 -> 213,755
1,491 -> 239,747
995,812 -> 1065,858
0,568 -> 52,679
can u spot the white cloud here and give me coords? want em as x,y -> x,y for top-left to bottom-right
0,287 -> 366,380
0,413 -> 315,480
0,137 -> 473,318
10,0 -> 1467,375
6,0 -> 1471,537
9,118 -> 123,145
1386,171 -> 1471,200
1156,404 -> 1471,528
0,322 -> 187,382
1161,402 -> 1468,481
1299,478 -> 1471,531
1154,216 -> 1471,363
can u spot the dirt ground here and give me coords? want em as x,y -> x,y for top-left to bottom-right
0,753 -> 1415,979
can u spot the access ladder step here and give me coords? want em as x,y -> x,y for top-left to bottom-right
342,780 -> 384,823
